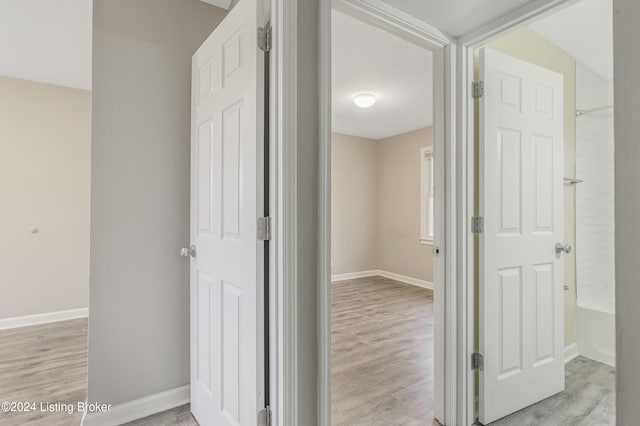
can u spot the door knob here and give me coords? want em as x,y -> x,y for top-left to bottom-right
180,245 -> 197,258
555,243 -> 571,254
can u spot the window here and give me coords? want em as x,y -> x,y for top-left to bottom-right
420,147 -> 434,244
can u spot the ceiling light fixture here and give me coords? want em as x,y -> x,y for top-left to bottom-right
353,92 -> 376,108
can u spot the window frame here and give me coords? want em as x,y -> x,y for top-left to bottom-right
420,146 -> 435,245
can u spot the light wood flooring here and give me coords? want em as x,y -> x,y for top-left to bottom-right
123,404 -> 196,426
0,318 -> 88,426
1,283 -> 613,426
332,276 -> 437,426
488,356 -> 615,426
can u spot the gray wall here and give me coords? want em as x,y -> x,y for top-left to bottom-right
296,0 -> 319,423
89,0 -> 226,405
614,0 -> 640,422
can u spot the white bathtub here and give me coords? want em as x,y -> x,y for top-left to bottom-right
576,287 -> 615,366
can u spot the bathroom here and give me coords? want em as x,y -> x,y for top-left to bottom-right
575,59 -> 615,367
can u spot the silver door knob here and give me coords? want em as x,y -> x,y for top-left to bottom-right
555,243 -> 571,254
180,245 -> 197,258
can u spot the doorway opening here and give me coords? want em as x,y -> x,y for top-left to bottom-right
330,8 -> 442,425
0,4 -> 92,424
472,0 -> 615,424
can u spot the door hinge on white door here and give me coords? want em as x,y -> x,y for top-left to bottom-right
471,216 -> 484,234
257,216 -> 272,241
258,25 -> 272,53
471,352 -> 484,370
258,405 -> 272,426
472,81 -> 484,99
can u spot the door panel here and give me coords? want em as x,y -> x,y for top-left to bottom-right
190,0 -> 265,425
479,48 -> 564,424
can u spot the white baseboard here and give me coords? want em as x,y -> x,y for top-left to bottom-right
564,343 -> 579,363
82,385 -> 189,426
331,269 -> 433,290
0,308 -> 89,330
331,270 -> 378,282
376,270 -> 434,290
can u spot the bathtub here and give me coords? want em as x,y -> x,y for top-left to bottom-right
576,287 -> 615,366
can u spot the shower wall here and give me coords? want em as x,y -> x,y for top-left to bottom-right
575,61 -> 615,311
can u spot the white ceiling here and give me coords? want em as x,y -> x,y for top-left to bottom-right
332,10 -> 433,140
530,0 -> 613,79
378,0 -> 533,37
0,0 -> 92,90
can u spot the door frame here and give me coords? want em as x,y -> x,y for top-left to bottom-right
268,0 -> 588,425
458,0 -> 585,423
320,0 -> 457,425
269,0 -> 460,424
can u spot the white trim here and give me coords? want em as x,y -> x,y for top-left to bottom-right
458,1 -> 584,423
441,43 -> 460,426
333,0 -> 453,49
376,270 -> 434,290
331,270 -> 434,290
82,386 -> 189,426
459,0 -> 581,47
564,343 -> 579,364
331,270 -> 378,282
0,308 -> 88,331
458,43 -> 476,426
271,0 -> 298,424
420,146 -> 435,242
318,0 -> 332,424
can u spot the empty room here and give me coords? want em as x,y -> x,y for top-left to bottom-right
330,9 -> 441,425
0,1 -> 92,424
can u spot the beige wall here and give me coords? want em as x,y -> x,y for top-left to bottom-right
89,0 -> 226,406
331,133 -> 378,274
0,76 -> 91,320
377,127 -> 434,282
331,127 -> 433,283
482,28 -> 577,346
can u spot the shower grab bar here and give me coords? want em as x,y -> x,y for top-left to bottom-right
576,105 -> 614,117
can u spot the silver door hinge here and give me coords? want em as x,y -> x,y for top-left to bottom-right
472,81 -> 484,99
257,217 -> 272,241
471,352 -> 484,370
471,216 -> 484,234
258,405 -> 272,426
258,25 -> 272,53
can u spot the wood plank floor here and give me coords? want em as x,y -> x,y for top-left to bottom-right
488,356 -> 615,426
130,276 -> 616,426
123,403 -> 196,426
0,318 -> 88,426
331,276 -> 437,426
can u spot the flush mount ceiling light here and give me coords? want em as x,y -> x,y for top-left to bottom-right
353,92 -> 377,108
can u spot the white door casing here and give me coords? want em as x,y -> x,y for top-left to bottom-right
479,48 -> 564,424
190,0 -> 266,425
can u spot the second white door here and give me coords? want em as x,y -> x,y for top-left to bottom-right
479,48 -> 565,424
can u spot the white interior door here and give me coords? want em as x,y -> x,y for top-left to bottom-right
479,48 -> 565,424
190,0 -> 266,425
